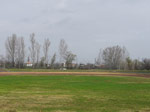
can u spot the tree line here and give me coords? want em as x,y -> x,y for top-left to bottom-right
95,46 -> 150,70
0,33 -> 150,70
0,33 -> 76,69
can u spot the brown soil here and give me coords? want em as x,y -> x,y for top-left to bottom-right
0,72 -> 150,78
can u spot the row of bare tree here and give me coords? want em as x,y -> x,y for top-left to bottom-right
1,33 -> 76,68
5,34 -> 25,68
0,34 -> 150,70
95,45 -> 150,70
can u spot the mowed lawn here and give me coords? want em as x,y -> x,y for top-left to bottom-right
0,75 -> 150,112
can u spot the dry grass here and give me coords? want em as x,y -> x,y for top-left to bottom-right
0,93 -> 73,112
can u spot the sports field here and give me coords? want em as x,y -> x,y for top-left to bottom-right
0,73 -> 150,112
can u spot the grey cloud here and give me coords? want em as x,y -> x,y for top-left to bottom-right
0,0 -> 150,63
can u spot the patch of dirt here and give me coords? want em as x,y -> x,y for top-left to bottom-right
52,110 -> 76,112
0,72 -> 150,78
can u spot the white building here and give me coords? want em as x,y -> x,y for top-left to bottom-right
26,62 -> 33,67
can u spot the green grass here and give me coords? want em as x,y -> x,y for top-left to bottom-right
0,75 -> 150,112
6,68 -> 150,74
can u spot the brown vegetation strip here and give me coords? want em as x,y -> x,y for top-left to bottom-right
0,72 -> 150,78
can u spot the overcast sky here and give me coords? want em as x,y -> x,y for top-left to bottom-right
0,0 -> 150,63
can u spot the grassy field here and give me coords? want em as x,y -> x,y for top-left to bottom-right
0,75 -> 150,112
6,68 -> 150,74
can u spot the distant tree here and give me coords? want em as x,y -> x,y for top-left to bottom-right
59,39 -> 68,63
133,59 -> 142,70
35,42 -> 41,67
64,51 -> 76,68
27,56 -> 30,62
0,55 -> 6,68
95,49 -> 103,66
29,33 -> 36,68
16,37 -> 25,68
126,57 -> 133,70
50,53 -> 56,69
102,45 -> 128,69
39,57 -> 45,68
142,58 -> 150,70
5,34 -> 17,67
43,38 -> 51,68
118,47 -> 129,70
58,39 -> 77,68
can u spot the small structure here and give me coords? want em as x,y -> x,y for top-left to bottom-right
26,62 -> 33,67
60,63 -> 67,70
26,57 -> 33,67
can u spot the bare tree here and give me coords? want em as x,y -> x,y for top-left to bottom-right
39,57 -> 45,68
102,45 -> 128,69
29,33 -> 36,68
50,53 -> 56,69
0,55 -> 6,68
133,59 -> 142,70
43,38 -> 51,68
59,39 -> 77,68
35,42 -> 41,67
59,39 -> 68,63
16,37 -> 25,68
126,57 -> 134,70
95,49 -> 103,66
117,47 -> 129,70
5,34 -> 17,67
64,51 -> 76,68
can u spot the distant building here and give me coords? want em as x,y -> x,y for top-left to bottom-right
26,62 -> 33,67
79,64 -> 86,69
26,57 -> 33,67
60,63 -> 67,70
